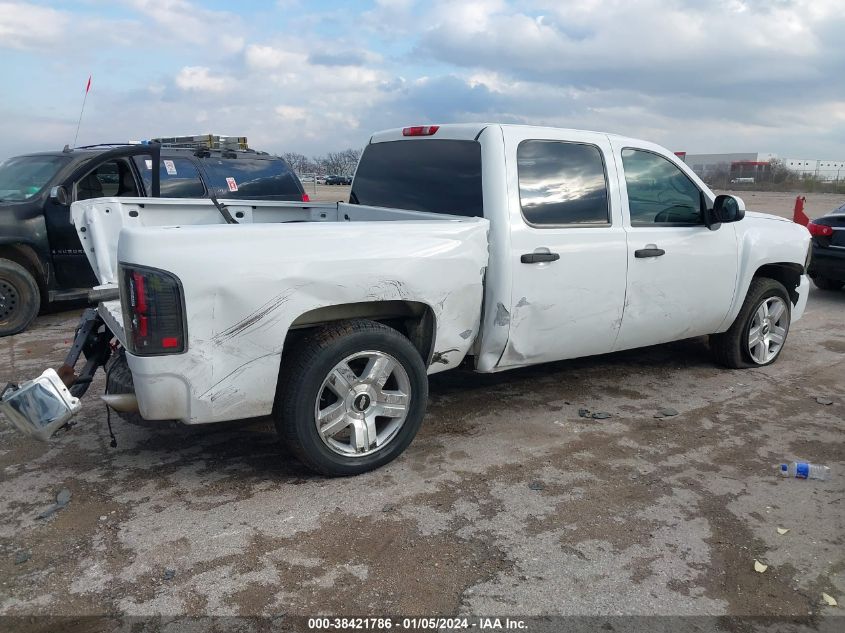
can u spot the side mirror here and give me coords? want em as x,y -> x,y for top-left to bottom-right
704,194 -> 745,230
49,185 -> 69,206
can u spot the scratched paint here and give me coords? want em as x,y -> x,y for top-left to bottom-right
77,198 -> 489,424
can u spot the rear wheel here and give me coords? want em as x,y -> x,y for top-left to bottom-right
274,319 -> 428,476
0,258 -> 40,337
710,277 -> 791,368
812,276 -> 844,291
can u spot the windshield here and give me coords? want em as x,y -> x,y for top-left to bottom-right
0,155 -> 69,202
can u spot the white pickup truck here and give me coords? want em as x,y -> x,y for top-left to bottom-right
1,124 -> 811,476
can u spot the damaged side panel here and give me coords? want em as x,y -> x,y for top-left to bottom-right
118,218 -> 489,424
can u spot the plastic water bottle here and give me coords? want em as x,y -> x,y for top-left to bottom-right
779,462 -> 830,480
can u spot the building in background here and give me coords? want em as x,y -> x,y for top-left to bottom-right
680,152 -> 777,181
784,158 -> 845,181
678,152 -> 845,182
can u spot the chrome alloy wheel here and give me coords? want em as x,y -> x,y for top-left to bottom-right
314,351 -> 411,458
747,296 -> 789,364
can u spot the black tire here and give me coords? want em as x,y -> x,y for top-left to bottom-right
710,277 -> 791,368
812,276 -> 844,291
274,319 -> 428,476
0,258 -> 40,337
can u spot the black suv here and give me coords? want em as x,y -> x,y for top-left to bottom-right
0,143 -> 307,336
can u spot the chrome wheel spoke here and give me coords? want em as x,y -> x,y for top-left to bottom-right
376,391 -> 408,418
364,355 -> 395,388
748,326 -> 763,347
317,402 -> 349,438
326,363 -> 356,398
768,300 -> 785,323
756,303 -> 768,322
769,326 -> 786,346
350,416 -> 378,452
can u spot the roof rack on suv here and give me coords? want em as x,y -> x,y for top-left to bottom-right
73,143 -> 137,150
151,134 -> 249,151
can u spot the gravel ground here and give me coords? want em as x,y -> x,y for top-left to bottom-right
0,191 -> 843,629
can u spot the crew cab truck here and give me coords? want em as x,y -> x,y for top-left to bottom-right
0,124 -> 812,476
0,139 -> 307,337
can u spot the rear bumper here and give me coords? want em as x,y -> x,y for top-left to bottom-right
808,245 -> 845,282
125,351 -> 280,424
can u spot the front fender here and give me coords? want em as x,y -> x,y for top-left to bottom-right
717,216 -> 810,331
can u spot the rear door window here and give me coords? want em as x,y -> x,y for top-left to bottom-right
133,156 -> 205,198
517,140 -> 610,226
350,140 -> 483,217
199,158 -> 303,199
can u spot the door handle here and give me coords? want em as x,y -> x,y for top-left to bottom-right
634,247 -> 665,258
521,252 -> 560,264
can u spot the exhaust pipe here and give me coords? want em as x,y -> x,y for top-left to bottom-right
88,287 -> 120,303
101,394 -> 139,413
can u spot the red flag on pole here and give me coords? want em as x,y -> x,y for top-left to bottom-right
85,75 -> 92,94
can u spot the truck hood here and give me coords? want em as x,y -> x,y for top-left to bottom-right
744,211 -> 792,223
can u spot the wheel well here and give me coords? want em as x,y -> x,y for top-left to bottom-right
0,243 -> 47,304
754,263 -> 803,305
284,300 -> 437,366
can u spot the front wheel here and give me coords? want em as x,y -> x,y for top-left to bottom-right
0,258 -> 41,337
274,319 -> 428,476
710,278 -> 791,368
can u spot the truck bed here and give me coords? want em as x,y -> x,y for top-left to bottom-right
71,197 -> 476,286
71,197 -> 490,424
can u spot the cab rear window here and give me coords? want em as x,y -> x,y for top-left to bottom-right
350,140 -> 483,217
200,158 -> 302,199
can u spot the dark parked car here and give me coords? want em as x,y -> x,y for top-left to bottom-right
0,142 -> 307,336
807,204 -> 845,291
325,174 -> 351,185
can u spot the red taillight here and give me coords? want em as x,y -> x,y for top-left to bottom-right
122,266 -> 185,356
402,125 -> 439,136
301,192 -> 311,202
132,272 -> 147,313
807,221 -> 834,237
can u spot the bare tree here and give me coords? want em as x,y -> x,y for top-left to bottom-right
281,152 -> 311,175
313,148 -> 362,176
768,158 -> 792,184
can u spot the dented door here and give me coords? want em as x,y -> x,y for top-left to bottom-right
496,127 -> 628,368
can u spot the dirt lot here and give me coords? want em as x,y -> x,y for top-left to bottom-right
712,190 -> 844,221
0,191 -> 843,628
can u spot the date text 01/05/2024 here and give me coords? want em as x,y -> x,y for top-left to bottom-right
306,617 -> 527,630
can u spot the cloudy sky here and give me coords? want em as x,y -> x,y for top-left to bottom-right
1,0 -> 843,160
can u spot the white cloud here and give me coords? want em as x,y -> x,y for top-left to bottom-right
1,0 -> 844,159
175,66 -> 229,93
128,0 -> 245,52
0,2 -> 70,49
